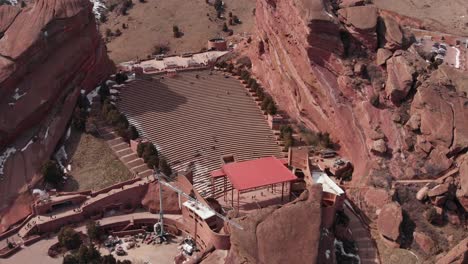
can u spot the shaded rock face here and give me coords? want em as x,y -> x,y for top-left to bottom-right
0,0 -> 114,232
377,202 -> 402,243
338,5 -> 378,50
141,182 -> 181,214
248,0 -> 468,185
385,50 -> 425,104
413,231 -> 435,255
226,185 -> 324,264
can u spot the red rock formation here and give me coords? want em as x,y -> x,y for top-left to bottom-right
225,185 -> 331,264
337,5 -> 378,50
247,0 -> 468,186
435,237 -> 468,264
377,202 -> 402,246
141,182 -> 181,214
0,0 -> 114,232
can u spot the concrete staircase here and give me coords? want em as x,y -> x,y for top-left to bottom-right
96,121 -> 153,178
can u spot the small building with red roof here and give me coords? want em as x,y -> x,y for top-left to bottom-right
210,156 -> 297,210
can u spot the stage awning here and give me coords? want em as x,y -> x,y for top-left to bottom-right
214,157 -> 297,191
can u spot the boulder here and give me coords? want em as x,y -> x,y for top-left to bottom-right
377,202 -> 403,242
385,54 -> 416,104
446,210 -> 461,225
338,5 -> 378,50
376,48 -> 392,65
458,156 -> 468,197
379,14 -> 404,50
427,183 -> 450,197
416,186 -> 429,201
423,146 -> 453,177
413,231 -> 435,255
364,187 -> 392,211
406,114 -> 421,131
372,139 -> 387,154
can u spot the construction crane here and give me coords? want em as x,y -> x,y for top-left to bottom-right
153,170 -> 243,243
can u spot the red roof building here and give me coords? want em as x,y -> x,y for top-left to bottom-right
210,157 -> 297,209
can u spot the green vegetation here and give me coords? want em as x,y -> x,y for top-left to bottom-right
120,0 -> 133,15
159,157 -> 172,176
173,25 -> 181,38
98,82 -> 110,102
280,125 -> 294,151
261,96 -> 277,115
41,160 -> 64,186
115,72 -> 128,84
300,127 -> 334,149
72,94 -> 90,131
63,243 -> 131,264
101,100 -> 138,142
86,221 -> 103,242
137,142 -> 160,170
58,227 -> 82,250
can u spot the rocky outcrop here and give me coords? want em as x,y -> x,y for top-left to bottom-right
457,156 -> 468,211
385,50 -> 426,104
413,231 -> 435,255
378,13 -> 404,51
141,182 -> 181,214
0,0 -> 114,232
377,202 -> 402,246
376,48 -> 392,66
225,185 -> 328,264
248,0 -> 468,185
338,5 -> 378,50
435,237 -> 468,264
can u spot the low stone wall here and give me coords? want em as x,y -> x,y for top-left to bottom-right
23,234 -> 43,246
90,178 -> 142,197
0,214 -> 34,240
0,244 -> 21,258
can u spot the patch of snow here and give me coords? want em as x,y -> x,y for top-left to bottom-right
8,103 -> 15,107
334,239 -> 361,263
12,88 -> 26,101
21,139 -> 34,152
86,86 -> 100,104
0,147 -> 17,175
109,89 -> 120,94
54,146 -> 68,173
454,47 -> 460,68
106,80 -> 116,85
325,250 -> 330,259
112,84 -> 125,88
66,126 -> 71,140
5,0 -> 18,5
89,0 -> 107,20
44,127 -> 50,139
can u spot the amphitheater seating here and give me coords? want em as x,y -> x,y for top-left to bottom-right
117,71 -> 282,196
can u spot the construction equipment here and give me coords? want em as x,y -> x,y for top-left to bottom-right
153,170 -> 244,231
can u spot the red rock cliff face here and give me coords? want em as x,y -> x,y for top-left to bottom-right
250,0 -> 377,180
248,0 -> 468,185
0,0 -> 114,232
